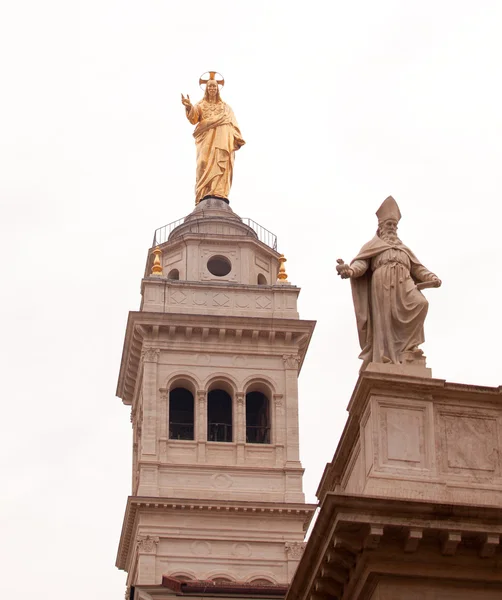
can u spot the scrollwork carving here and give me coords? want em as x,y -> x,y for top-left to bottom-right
273,394 -> 284,408
141,348 -> 160,363
137,535 -> 159,553
285,541 -> 306,559
282,354 -> 300,370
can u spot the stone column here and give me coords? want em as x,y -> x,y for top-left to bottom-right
136,535 -> 159,585
236,392 -> 245,464
196,389 -> 207,462
282,354 -> 301,465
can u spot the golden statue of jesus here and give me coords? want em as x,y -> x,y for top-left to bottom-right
181,72 -> 245,205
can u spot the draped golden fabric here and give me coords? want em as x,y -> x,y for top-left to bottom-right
186,100 -> 245,204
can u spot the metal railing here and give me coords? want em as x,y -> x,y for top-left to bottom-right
152,216 -> 277,251
208,422 -> 233,443
153,218 -> 185,247
241,218 -> 278,251
246,426 -> 271,444
169,423 -> 194,440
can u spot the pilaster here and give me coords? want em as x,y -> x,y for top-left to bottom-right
282,354 -> 301,465
196,389 -> 206,462
236,392 -> 245,464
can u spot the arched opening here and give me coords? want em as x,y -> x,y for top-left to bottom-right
169,388 -> 194,440
167,268 -> 180,280
207,389 -> 232,442
246,391 -> 270,444
211,577 -> 234,584
250,578 -> 274,585
257,273 -> 267,285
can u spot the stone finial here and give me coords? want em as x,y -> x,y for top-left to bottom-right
277,254 -> 289,283
151,246 -> 163,276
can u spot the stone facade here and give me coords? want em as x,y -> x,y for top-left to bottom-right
116,199 -> 316,597
287,370 -> 502,600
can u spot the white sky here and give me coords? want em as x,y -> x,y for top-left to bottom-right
1,1 -> 502,597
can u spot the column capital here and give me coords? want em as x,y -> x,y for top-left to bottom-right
236,392 -> 245,404
273,393 -> 284,407
285,541 -> 306,559
282,354 -> 300,370
137,535 -> 159,554
159,388 -> 168,401
141,348 -> 160,363
196,389 -> 206,402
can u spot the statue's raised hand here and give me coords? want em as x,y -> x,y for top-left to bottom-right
181,93 -> 192,109
336,258 -> 353,279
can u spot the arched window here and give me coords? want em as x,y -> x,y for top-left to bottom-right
169,388 -> 194,440
168,268 -> 180,280
257,273 -> 267,285
207,389 -> 232,442
250,578 -> 274,585
212,577 -> 234,584
246,391 -> 270,444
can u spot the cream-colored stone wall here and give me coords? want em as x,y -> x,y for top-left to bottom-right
339,378 -> 502,506
141,278 -> 299,319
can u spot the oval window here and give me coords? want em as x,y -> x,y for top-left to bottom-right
207,255 -> 231,277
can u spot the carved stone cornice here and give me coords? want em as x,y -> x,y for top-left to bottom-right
117,313 -> 316,406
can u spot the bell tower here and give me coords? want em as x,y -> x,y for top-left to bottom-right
116,198 -> 316,599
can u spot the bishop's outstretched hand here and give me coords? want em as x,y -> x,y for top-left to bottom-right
336,258 -> 353,279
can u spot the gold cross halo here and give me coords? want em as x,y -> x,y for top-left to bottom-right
199,71 -> 225,90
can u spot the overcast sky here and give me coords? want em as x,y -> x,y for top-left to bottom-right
2,1 -> 502,597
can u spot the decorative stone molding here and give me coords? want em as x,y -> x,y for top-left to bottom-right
282,354 -> 301,370
137,535 -> 159,554
236,392 -> 245,405
285,541 -> 306,559
159,388 -> 168,401
141,348 -> 160,363
273,393 -> 284,407
197,390 -> 206,404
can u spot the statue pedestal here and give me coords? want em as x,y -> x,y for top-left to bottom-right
365,361 -> 432,378
288,370 -> 502,600
318,370 -> 502,506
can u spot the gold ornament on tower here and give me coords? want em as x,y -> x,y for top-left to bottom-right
151,247 -> 163,276
181,71 -> 245,205
277,254 -> 289,283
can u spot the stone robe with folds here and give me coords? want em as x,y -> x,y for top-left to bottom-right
186,100 -> 245,204
349,236 -> 437,370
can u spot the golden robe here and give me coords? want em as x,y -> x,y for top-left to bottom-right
186,100 -> 245,203
349,236 -> 437,370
